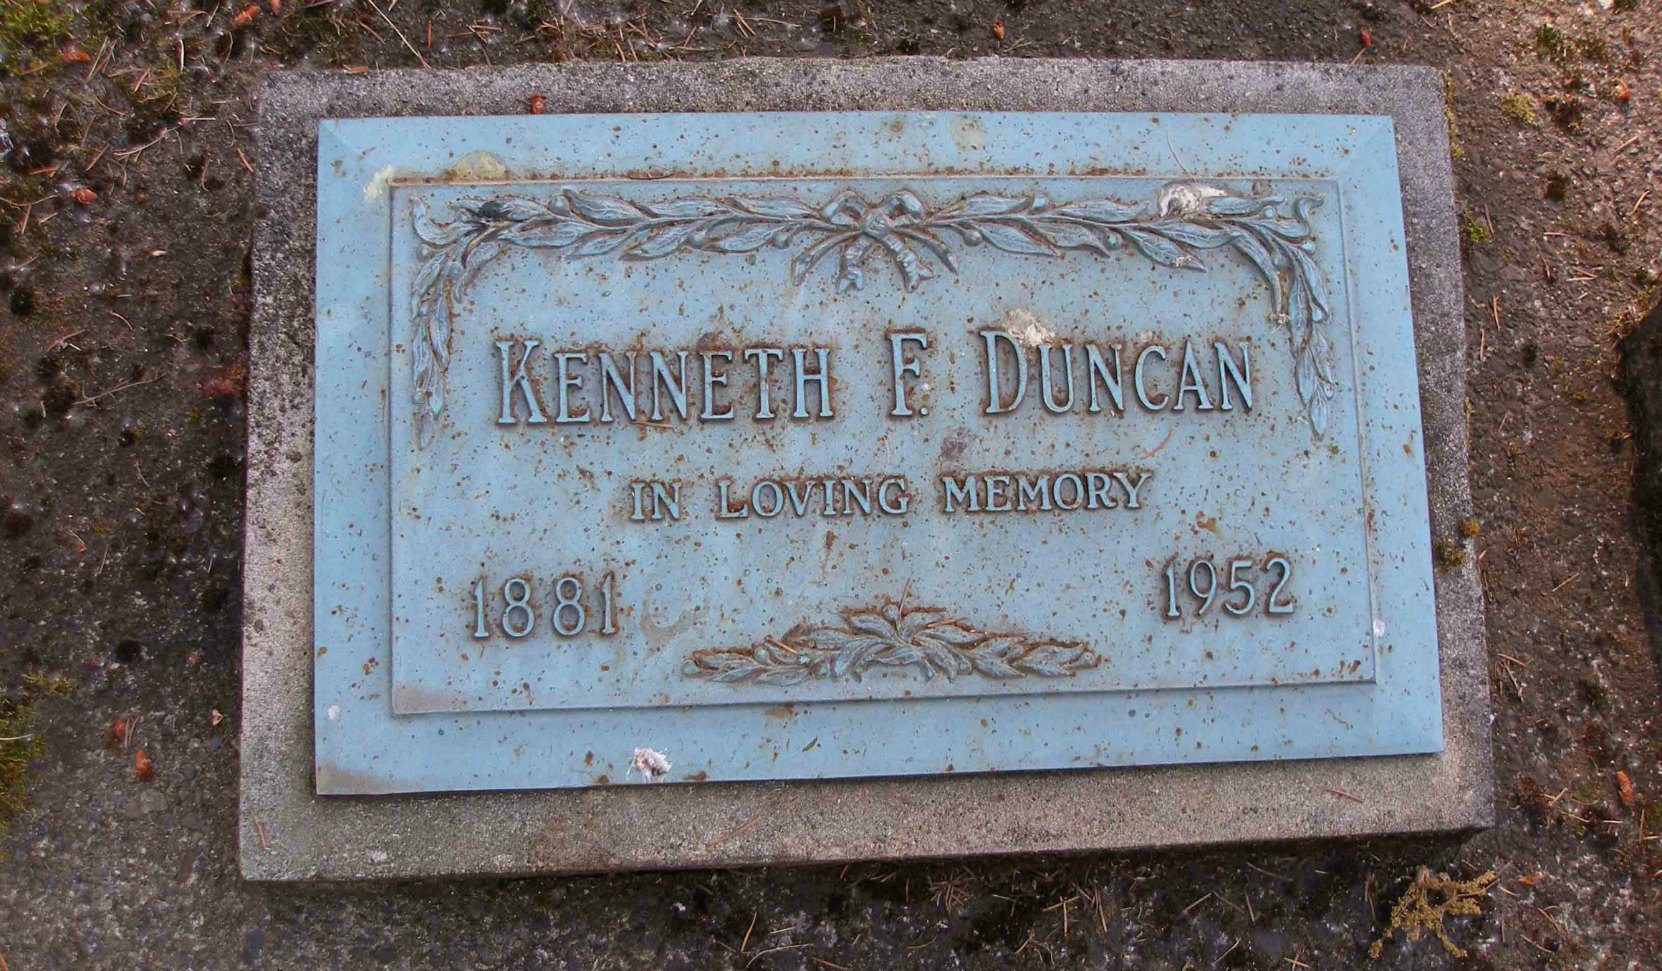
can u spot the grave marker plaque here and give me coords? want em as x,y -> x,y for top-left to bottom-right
244,61 -> 1490,879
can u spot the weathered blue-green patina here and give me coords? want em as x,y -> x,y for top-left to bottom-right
312,110 -> 1438,793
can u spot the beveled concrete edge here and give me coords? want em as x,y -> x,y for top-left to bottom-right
241,57 -> 1492,882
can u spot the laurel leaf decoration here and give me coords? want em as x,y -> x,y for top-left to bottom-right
679,599 -> 1101,686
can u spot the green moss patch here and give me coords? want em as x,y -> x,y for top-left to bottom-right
0,0 -> 74,76
0,695 -> 46,837
1500,92 -> 1539,126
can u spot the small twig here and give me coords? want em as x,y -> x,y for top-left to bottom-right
251,812 -> 269,851
120,713 -> 138,753
76,376 -> 159,405
1198,896 -> 1249,926
84,37 -> 113,82
1324,787 -> 1364,803
0,191 -> 53,210
746,945 -> 808,967
739,912 -> 757,953
0,734 -> 36,743
114,129 -> 176,159
1140,426 -> 1176,459
705,814 -> 762,847
1165,134 -> 1195,176
1247,862 -> 1294,882
46,329 -> 85,350
1537,906 -> 1566,937
366,0 -> 431,67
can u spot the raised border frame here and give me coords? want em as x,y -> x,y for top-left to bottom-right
244,58 -> 1490,880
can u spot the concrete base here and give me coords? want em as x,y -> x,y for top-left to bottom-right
243,58 -> 1491,881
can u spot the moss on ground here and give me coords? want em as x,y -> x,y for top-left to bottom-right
0,673 -> 69,842
1433,537 -> 1469,570
1460,212 -> 1493,246
1370,867 -> 1498,960
1500,92 -> 1540,126
0,694 -> 46,839
1441,71 -> 1464,159
1533,22 -> 1569,63
0,0 -> 131,92
0,0 -> 74,76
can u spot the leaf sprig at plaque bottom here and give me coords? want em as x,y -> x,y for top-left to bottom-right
408,180 -> 1339,449
681,599 -> 1101,686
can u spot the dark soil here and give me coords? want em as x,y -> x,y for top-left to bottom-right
2,1 -> 1659,968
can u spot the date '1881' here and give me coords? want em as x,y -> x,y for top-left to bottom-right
471,572 -> 619,640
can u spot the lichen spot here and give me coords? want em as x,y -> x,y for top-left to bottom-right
447,151 -> 508,182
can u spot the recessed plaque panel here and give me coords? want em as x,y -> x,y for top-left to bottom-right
312,110 -> 1441,793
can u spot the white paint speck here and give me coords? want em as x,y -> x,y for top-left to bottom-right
630,747 -> 672,781
361,164 -> 397,203
1372,617 -> 1386,638
367,848 -> 389,864
326,704 -> 341,721
1000,308 -> 1055,347
1156,181 -> 1227,218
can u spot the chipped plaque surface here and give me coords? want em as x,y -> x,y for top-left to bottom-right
313,110 -> 1441,794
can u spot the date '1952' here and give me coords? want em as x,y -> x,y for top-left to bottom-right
1162,555 -> 1296,618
